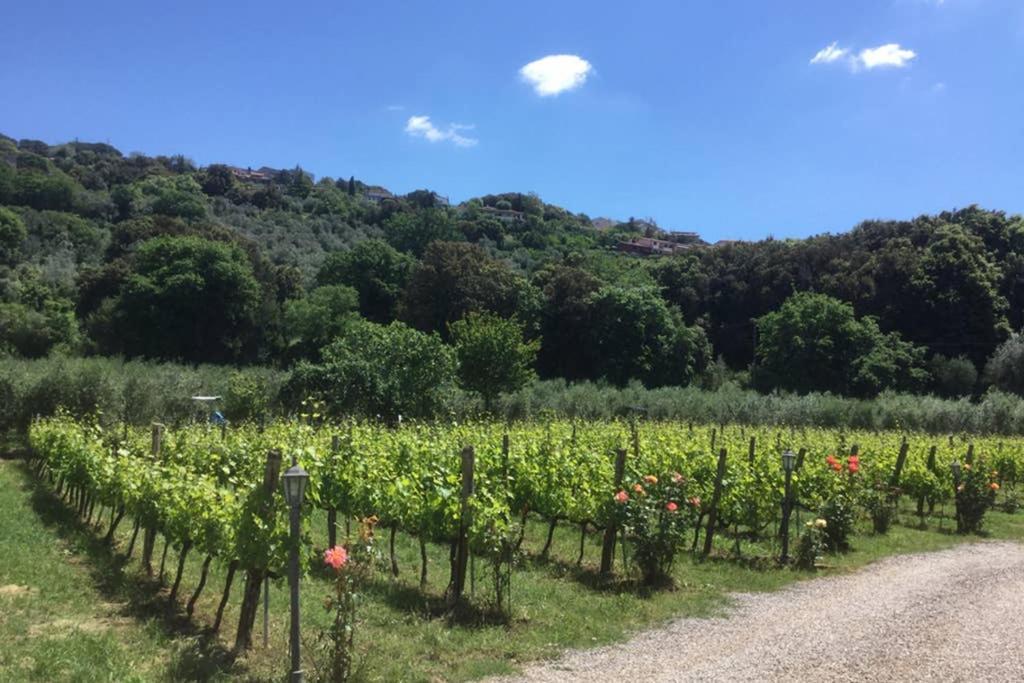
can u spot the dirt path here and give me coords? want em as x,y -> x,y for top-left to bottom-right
499,542 -> 1024,682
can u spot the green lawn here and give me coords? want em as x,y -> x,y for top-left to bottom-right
3,456 -> 1024,682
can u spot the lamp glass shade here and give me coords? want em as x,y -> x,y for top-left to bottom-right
282,463 -> 309,507
781,450 -> 796,473
950,460 -> 961,479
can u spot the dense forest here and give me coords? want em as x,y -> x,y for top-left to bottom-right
2,132 -> 1024,412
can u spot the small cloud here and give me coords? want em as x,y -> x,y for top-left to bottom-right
857,43 -> 917,69
811,41 -> 918,72
385,104 -> 405,111
810,42 -> 849,65
404,115 -> 478,147
519,54 -> 593,96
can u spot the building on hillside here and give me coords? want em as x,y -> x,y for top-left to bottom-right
480,206 -> 526,224
229,166 -> 272,183
616,236 -> 697,256
431,191 -> 450,207
363,187 -> 395,203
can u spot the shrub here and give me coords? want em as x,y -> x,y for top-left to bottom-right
954,459 -> 999,534
860,480 -> 900,534
818,455 -> 858,551
929,355 -> 977,397
315,517 -> 378,682
613,472 -> 698,585
984,335 -> 1024,396
794,519 -> 827,571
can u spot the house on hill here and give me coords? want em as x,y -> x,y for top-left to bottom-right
363,187 -> 395,203
480,206 -> 526,224
616,236 -> 695,256
229,166 -> 272,183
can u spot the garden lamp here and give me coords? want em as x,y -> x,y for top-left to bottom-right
779,450 -> 797,564
781,450 -> 796,473
282,454 -> 309,683
283,455 -> 309,509
950,460 -> 962,482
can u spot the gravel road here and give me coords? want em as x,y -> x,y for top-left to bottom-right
498,542 -> 1024,682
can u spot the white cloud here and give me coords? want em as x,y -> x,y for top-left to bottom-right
858,43 -> 917,69
811,41 -> 918,71
385,104 -> 405,111
519,54 -> 593,96
932,81 -> 947,93
404,115 -> 478,147
810,42 -> 848,64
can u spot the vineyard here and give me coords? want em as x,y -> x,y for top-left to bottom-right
22,414 -> 1022,677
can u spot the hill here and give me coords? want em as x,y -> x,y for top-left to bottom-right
1,132 -> 1022,398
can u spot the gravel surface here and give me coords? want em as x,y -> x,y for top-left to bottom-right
498,542 -> 1024,682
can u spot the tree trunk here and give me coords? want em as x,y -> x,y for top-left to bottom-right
577,522 -> 587,566
104,506 -> 126,544
169,540 -> 192,604
390,526 -> 399,577
212,560 -> 238,633
142,527 -> 157,575
419,536 -> 428,589
187,555 -> 213,619
158,538 -> 170,583
127,520 -> 141,558
233,569 -> 265,653
540,518 -> 557,559
327,508 -> 337,549
514,508 -> 528,553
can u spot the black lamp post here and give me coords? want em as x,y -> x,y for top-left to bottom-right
780,450 -> 797,564
282,454 -> 309,683
950,460 -> 962,532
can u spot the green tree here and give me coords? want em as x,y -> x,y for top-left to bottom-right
0,207 -> 27,264
316,240 -> 414,323
449,312 -> 538,410
384,208 -> 459,255
913,224 -> 1009,365
753,292 -> 926,396
583,286 -> 710,387
929,355 -> 978,397
282,285 -> 359,359
0,301 -> 79,357
199,164 -> 237,197
401,241 -> 538,338
291,319 -> 455,421
983,334 -> 1024,396
533,263 -> 602,380
110,236 -> 261,361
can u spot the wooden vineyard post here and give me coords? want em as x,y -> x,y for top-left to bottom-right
710,428 -> 717,453
748,437 -> 756,466
234,449 -> 282,653
925,445 -> 938,515
447,446 -> 475,606
965,443 -> 974,465
890,437 -> 910,488
600,448 -> 628,575
795,447 -> 807,471
702,448 -> 728,558
142,423 -> 164,575
327,434 -> 339,549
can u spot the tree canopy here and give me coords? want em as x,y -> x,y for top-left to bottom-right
3,132 -> 1024,403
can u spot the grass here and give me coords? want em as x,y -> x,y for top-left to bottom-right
3,454 -> 1024,682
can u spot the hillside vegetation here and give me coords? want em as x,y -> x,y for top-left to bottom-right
2,132 -> 1023,405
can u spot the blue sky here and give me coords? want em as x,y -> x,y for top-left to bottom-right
2,0 -> 1022,241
